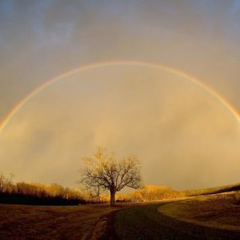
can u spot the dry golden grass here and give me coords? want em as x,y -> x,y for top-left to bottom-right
0,203 -> 132,239
158,192 -> 240,231
185,183 -> 240,196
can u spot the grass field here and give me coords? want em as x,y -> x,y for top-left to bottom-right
0,203 -> 134,239
159,193 -> 240,231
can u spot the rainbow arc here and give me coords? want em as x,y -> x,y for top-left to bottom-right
0,60 -> 239,135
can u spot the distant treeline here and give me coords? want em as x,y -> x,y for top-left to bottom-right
0,173 -> 86,205
0,173 -> 196,205
116,185 -> 185,202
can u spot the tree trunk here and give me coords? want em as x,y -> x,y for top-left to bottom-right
110,190 -> 116,206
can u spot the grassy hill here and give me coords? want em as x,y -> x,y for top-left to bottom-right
185,183 -> 240,196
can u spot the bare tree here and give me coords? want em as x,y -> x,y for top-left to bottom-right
0,172 -> 14,193
79,148 -> 143,206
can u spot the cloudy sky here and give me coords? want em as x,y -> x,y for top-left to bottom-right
0,0 -> 240,190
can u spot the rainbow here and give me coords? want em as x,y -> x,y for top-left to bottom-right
0,60 -> 240,135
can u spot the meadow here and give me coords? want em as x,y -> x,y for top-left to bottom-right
0,203 -> 132,239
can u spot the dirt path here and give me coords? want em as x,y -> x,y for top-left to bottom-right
102,203 -> 240,240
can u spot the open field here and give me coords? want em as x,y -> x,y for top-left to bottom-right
0,203 -> 135,240
159,193 -> 240,231
1,197 -> 240,239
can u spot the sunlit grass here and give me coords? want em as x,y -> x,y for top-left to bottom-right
159,192 -> 240,230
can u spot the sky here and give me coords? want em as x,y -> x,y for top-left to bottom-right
0,0 -> 240,190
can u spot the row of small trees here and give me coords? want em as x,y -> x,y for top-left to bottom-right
0,174 -> 86,205
116,185 -> 185,202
